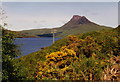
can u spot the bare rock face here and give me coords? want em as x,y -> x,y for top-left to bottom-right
71,15 -> 82,21
71,15 -> 91,24
61,15 -> 95,29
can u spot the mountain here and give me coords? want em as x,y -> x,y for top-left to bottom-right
19,15 -> 111,37
60,15 -> 96,29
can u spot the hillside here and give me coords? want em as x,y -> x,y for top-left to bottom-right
19,15 -> 111,37
15,31 -> 39,38
14,26 -> 120,80
1,28 -> 38,38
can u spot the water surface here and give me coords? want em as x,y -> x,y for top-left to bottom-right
14,37 -> 60,57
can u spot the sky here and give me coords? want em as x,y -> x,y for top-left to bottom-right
1,2 -> 118,31
1,0 -> 120,2
118,2 -> 120,25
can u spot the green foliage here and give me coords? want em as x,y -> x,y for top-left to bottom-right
35,33 -> 119,80
15,27 -> 120,80
2,27 -> 20,81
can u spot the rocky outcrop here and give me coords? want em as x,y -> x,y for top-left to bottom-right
61,15 -> 96,29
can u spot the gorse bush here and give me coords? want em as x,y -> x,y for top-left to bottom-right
35,33 -> 119,80
35,46 -> 77,80
14,27 -> 120,80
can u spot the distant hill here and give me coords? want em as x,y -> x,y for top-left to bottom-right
19,15 -> 111,37
2,28 -> 38,38
15,31 -> 39,38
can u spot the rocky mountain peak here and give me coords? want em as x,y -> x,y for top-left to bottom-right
71,15 -> 91,24
61,15 -> 94,29
71,15 -> 82,21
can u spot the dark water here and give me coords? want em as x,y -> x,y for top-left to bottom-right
14,37 -> 60,57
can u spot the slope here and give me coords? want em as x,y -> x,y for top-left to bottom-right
14,26 -> 120,80
19,15 -> 111,37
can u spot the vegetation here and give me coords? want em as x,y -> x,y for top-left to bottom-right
15,27 -> 120,80
15,31 -> 39,38
1,10 -> 119,80
19,24 -> 111,38
2,27 -> 20,81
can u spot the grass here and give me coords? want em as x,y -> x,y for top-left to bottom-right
19,24 -> 111,38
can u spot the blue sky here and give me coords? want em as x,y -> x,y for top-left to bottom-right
2,2 -> 118,31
